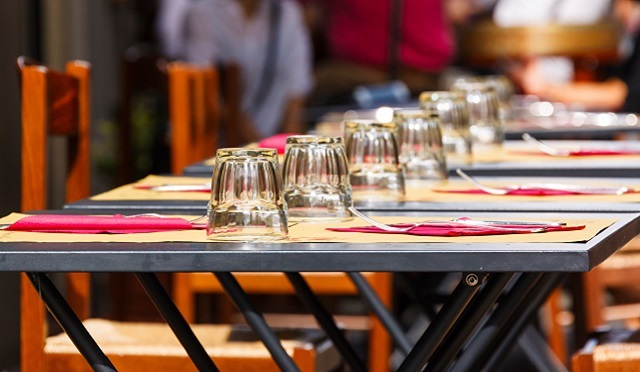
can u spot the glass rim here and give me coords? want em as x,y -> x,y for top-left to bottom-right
285,135 -> 343,145
419,91 -> 466,103
215,147 -> 278,159
452,81 -> 497,92
393,108 -> 439,120
343,119 -> 397,130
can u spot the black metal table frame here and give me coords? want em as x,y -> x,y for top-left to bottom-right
26,268 -> 567,371
14,211 -> 639,371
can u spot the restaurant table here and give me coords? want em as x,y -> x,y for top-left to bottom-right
306,96 -> 640,141
64,174 -> 640,214
3,210 -> 640,371
180,139 -> 640,178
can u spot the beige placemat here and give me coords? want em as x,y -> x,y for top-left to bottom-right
0,213 -> 614,244
402,180 -> 640,203
473,146 -> 640,164
89,176 -> 640,204
90,175 -> 211,201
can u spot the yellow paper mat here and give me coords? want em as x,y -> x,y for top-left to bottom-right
472,146 -> 640,164
89,176 -> 640,204
402,180 -> 640,203
90,175 -> 211,201
0,213 -> 615,244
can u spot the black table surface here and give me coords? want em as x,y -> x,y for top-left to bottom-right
65,176 -> 640,214
2,211 -> 639,273
181,140 -> 640,178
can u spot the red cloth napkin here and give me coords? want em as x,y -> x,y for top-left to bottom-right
6,214 -> 201,234
567,149 -> 640,156
434,188 -> 579,196
513,149 -> 640,156
327,222 -> 584,236
258,133 -> 299,154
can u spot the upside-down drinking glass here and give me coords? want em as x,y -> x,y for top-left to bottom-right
393,109 -> 447,180
419,91 -> 472,165
282,135 -> 353,221
343,119 -> 405,200
206,148 -> 288,240
451,81 -> 505,150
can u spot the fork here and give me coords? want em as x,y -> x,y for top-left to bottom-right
348,207 -> 414,232
522,133 -> 570,156
455,169 -> 630,195
347,207 -> 553,232
455,169 -> 510,195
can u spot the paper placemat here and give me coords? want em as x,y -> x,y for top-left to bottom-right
88,176 -> 640,204
0,213 -> 614,244
90,175 -> 211,201
402,180 -> 640,203
473,146 -> 640,164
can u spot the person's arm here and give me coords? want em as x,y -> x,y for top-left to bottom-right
532,79 -> 628,111
519,58 -> 628,110
277,1 -> 314,134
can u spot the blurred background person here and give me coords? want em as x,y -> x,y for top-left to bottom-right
305,0 -> 458,107
510,0 -> 640,112
156,0 -> 194,60
185,0 -> 313,143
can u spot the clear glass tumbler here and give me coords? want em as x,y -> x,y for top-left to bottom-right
482,75 -> 514,121
393,109 -> 447,180
419,91 -> 472,165
207,148 -> 288,241
343,119 -> 405,200
451,81 -> 505,150
282,135 -> 353,221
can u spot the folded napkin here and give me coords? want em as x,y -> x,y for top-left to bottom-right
134,184 -> 211,193
514,149 -> 640,156
258,133 -> 299,154
327,221 -> 584,237
5,214 -> 203,234
566,149 -> 640,156
434,188 -> 581,196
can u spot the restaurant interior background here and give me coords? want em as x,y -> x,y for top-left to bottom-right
0,0 -> 628,369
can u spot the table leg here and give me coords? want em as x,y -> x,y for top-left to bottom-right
426,272 -> 515,371
347,272 -> 413,355
214,272 -> 300,372
135,273 -> 218,372
451,272 -> 544,370
285,272 -> 368,372
397,273 -> 487,372
482,272 -> 565,371
26,272 -> 116,372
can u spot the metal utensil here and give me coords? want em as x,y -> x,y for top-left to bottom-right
347,207 -> 554,233
456,169 -> 629,195
522,133 -> 570,156
147,184 -> 211,192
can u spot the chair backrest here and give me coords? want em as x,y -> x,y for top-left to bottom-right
17,56 -> 91,371
167,62 -> 220,174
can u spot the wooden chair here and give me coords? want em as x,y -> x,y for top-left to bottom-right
572,328 -> 640,372
17,57 -> 339,371
580,236 -> 640,330
18,56 -> 92,371
166,62 -> 220,175
165,63 -> 393,371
